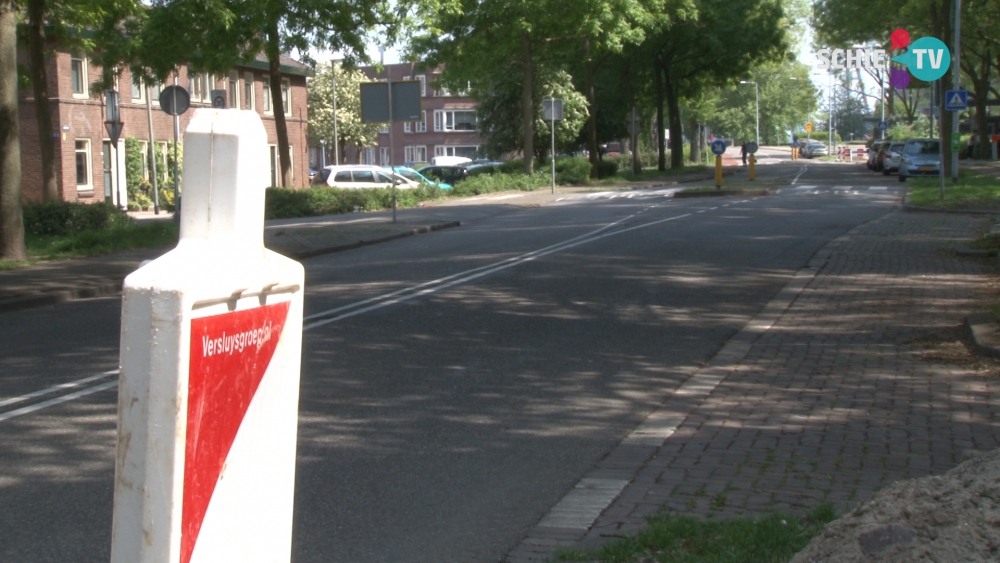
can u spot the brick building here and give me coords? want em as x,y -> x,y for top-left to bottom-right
16,45 -> 312,206
342,63 -> 486,167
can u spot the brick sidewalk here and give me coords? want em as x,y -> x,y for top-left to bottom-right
508,210 -> 1000,561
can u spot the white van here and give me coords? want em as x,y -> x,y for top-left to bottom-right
311,165 -> 417,189
430,155 -> 473,166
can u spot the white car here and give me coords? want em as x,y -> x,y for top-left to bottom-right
311,165 -> 417,189
430,155 -> 473,166
881,142 -> 906,175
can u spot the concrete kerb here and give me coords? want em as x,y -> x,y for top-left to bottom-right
504,207 -> 901,563
964,312 -> 1000,359
0,220 -> 463,315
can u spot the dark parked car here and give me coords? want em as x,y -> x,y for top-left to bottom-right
417,165 -> 469,186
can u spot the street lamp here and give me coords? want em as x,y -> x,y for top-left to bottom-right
740,80 -> 759,146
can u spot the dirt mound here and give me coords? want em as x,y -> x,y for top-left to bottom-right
791,449 -> 1000,562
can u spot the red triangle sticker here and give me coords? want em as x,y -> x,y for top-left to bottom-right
182,300 -> 291,563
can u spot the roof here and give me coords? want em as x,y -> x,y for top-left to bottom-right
248,53 -> 313,77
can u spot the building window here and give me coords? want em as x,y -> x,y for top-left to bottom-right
71,54 -> 88,97
416,111 -> 427,133
268,145 -> 294,186
415,75 -> 426,97
361,148 -> 376,165
244,72 -> 255,111
404,145 -> 427,163
380,147 -> 389,166
131,74 -> 145,103
263,82 -> 272,114
433,109 -> 477,132
137,140 -> 149,179
150,82 -> 162,105
281,78 -> 291,116
434,145 -> 478,159
228,72 -> 240,109
75,140 -> 92,189
379,125 -> 389,134
189,71 -> 213,103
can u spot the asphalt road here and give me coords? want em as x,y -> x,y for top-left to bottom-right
0,158 -> 903,562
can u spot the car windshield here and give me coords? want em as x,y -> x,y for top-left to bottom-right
396,169 -> 424,182
905,141 -> 940,155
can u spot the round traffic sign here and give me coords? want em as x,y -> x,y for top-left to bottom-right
745,141 -> 758,154
710,139 -> 727,156
805,122 -> 813,133
626,122 -> 640,136
159,85 -> 191,116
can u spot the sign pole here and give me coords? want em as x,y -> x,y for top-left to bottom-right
550,99 -> 555,194
715,156 -> 722,188
146,86 -> 160,215
951,0 -> 961,183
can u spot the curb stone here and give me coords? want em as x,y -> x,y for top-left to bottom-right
0,220 -> 462,314
964,312 -> 1000,359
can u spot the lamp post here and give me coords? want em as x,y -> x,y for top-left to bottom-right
740,80 -> 759,146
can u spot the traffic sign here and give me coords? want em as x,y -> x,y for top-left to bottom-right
160,85 -> 191,116
745,141 -> 758,154
710,139 -> 727,156
945,90 -> 968,111
877,120 -> 889,130
951,137 -> 962,152
211,89 -> 227,109
805,122 -> 813,133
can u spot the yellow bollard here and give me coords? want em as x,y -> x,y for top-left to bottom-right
749,154 -> 756,181
715,155 -> 723,188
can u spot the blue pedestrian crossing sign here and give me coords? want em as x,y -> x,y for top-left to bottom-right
877,120 -> 889,130
945,90 -> 968,111
710,139 -> 727,156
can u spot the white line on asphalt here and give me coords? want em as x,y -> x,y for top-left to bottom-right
791,166 -> 808,184
0,381 -> 119,423
870,186 -> 887,191
304,211 -> 692,330
0,369 -> 118,408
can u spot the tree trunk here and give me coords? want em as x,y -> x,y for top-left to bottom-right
654,61 -> 665,171
0,0 -> 27,260
267,28 -> 292,188
26,0 -> 58,202
663,71 -> 683,169
584,43 -> 600,178
521,32 -> 534,175
688,117 -> 701,165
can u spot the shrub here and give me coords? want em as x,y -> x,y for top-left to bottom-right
554,157 -> 591,185
265,184 -> 447,220
450,172 -> 548,196
22,201 -> 130,236
594,159 -> 617,178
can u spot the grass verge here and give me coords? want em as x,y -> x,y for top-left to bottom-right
0,221 -> 179,270
555,504 -> 837,563
907,168 -> 1000,210
595,165 -> 709,184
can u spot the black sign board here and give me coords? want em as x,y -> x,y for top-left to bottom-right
360,81 -> 422,123
160,85 -> 191,116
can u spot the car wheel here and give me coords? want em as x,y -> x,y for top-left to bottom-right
898,174 -> 906,182
883,167 -> 890,176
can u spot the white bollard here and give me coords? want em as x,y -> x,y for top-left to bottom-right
111,109 -> 305,563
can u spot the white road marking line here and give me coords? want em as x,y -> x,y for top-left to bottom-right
869,186 -> 888,191
791,165 -> 808,184
305,212 -> 692,330
832,185 -> 851,191
0,381 -> 118,422
793,185 -> 818,190
0,370 -> 118,408
8,204 -> 713,420
697,210 -> 706,213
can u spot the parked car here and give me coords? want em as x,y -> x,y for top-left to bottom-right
389,166 -> 451,190
430,155 -> 473,166
867,140 -> 891,170
881,142 -> 906,175
898,139 -> 941,182
801,142 -> 829,158
311,165 -> 417,189
417,164 -> 470,186
466,161 -> 505,176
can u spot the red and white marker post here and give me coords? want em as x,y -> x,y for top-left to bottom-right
111,109 -> 305,563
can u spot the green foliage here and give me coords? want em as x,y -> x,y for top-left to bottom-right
594,159 -> 618,179
265,184 -> 446,220
908,169 -> 1000,210
887,115 -> 931,142
556,503 -> 837,563
25,221 -> 178,260
22,202 -> 130,236
554,157 -> 592,185
308,62 -> 380,159
450,173 -> 548,196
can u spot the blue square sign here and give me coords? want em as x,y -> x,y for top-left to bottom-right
877,120 -> 889,130
945,90 -> 968,111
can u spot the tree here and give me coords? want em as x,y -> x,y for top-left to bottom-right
134,0 -> 401,187
308,62 -> 380,164
0,0 -> 26,260
644,0 -> 787,168
474,69 -> 588,163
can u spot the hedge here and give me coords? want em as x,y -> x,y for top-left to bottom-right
22,201 -> 131,236
265,183 -> 446,220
